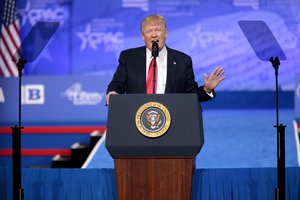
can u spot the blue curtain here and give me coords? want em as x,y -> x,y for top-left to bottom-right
192,167 -> 300,200
0,168 -> 117,200
1,167 -> 299,200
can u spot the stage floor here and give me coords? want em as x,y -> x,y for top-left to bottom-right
85,109 -> 298,169
1,109 -> 299,200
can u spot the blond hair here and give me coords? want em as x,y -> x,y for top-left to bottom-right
140,14 -> 167,33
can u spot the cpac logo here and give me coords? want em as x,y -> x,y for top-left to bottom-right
18,1 -> 68,26
188,24 -> 234,49
77,24 -> 124,51
0,87 -> 5,103
61,83 -> 104,105
21,85 -> 45,105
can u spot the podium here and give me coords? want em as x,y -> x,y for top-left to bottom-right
106,94 -> 204,200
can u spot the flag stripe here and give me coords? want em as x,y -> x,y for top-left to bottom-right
0,57 -> 11,76
12,21 -> 21,58
5,24 -> 20,74
0,39 -> 18,76
0,25 -> 19,76
1,27 -> 16,59
4,24 -> 19,54
0,47 -> 14,76
0,68 -> 4,76
0,0 -> 20,77
9,22 -> 21,52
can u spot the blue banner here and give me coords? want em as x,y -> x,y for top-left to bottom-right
16,0 -> 300,91
17,0 -> 70,75
0,75 -> 111,125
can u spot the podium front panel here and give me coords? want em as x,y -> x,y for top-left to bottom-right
106,94 -> 204,157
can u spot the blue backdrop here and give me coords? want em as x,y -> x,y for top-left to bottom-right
0,76 -> 110,125
16,0 -> 300,91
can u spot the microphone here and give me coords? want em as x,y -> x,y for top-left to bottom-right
151,41 -> 158,94
152,41 -> 159,58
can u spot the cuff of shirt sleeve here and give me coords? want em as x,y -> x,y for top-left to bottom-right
206,91 -> 214,98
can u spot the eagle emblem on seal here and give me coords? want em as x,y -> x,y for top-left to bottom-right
146,111 -> 162,129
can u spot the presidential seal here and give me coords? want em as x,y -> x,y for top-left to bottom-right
135,102 -> 171,138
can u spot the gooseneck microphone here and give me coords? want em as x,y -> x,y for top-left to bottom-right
151,41 -> 158,93
152,41 -> 159,57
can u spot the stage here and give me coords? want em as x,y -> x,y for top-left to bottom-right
1,0 -> 300,198
1,109 -> 299,200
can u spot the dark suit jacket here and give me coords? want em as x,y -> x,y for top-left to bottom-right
107,46 -> 214,102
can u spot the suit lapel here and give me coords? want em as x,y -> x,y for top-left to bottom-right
134,47 -> 146,93
165,48 -> 177,93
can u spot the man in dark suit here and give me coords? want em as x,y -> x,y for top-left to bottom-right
106,14 -> 225,105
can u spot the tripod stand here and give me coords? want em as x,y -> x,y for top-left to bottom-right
270,57 -> 286,200
239,20 -> 287,200
10,22 -> 59,200
11,59 -> 26,200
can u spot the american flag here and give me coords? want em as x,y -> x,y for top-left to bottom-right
0,0 -> 21,77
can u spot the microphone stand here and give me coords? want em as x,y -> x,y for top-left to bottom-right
152,56 -> 157,94
12,58 -> 27,200
151,42 -> 158,94
270,57 -> 286,200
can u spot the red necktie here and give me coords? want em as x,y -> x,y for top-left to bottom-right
146,58 -> 158,94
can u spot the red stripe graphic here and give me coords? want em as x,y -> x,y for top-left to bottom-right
0,148 -> 71,156
0,126 -> 106,134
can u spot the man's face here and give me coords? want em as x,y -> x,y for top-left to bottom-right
141,21 -> 168,51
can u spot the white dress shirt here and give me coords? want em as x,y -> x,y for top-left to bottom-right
145,46 -> 214,97
146,45 -> 168,94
